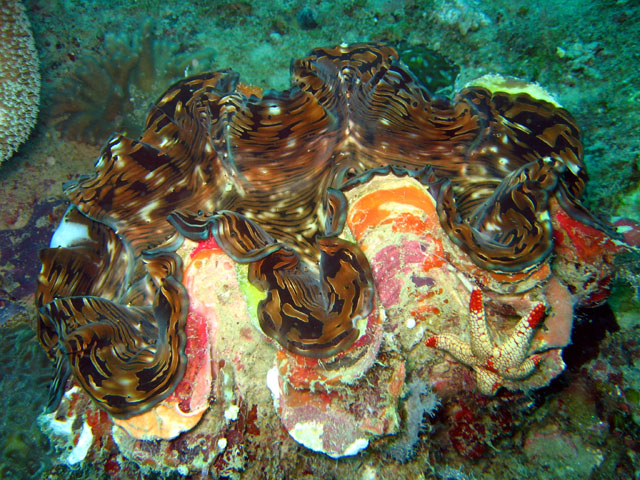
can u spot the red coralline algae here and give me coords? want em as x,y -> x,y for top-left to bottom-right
174,310 -> 211,414
552,206 -> 623,307
448,403 -> 487,459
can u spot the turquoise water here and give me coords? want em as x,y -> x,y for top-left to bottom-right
1,0 -> 639,478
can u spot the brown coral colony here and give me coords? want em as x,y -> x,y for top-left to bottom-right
37,43 -> 616,418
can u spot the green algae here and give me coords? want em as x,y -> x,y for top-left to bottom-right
395,41 -> 460,95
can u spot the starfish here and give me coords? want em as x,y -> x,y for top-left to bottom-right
425,288 -> 547,395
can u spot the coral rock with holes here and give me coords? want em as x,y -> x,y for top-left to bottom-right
35,43 -> 632,474
0,0 -> 40,165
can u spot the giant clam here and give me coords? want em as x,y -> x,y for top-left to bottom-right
36,43 -> 627,468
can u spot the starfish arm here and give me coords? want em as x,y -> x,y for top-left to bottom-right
502,354 -> 542,380
493,303 -> 546,371
468,288 -> 493,360
475,368 -> 503,396
425,292 -> 547,396
426,333 -> 477,365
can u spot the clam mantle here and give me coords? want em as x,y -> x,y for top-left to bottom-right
36,43 -> 628,471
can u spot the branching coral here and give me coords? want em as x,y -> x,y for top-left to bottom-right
0,0 -> 40,165
51,20 -> 215,143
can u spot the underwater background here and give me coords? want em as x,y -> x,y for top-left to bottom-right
0,0 -> 639,479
